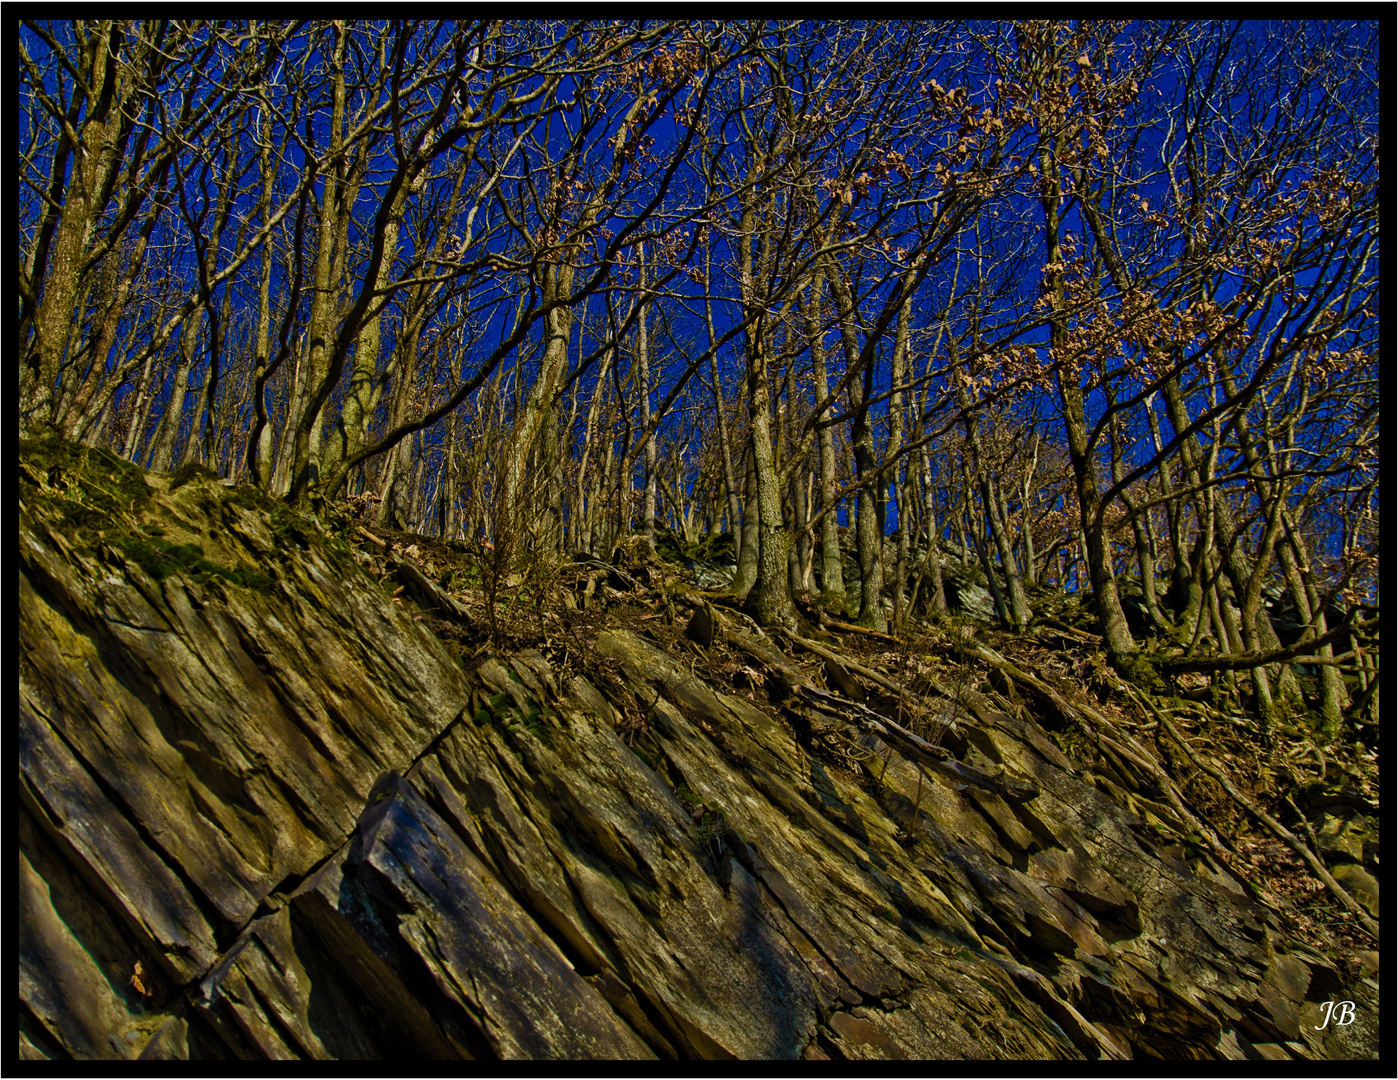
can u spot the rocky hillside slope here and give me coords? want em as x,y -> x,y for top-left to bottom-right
18,437 -> 1378,1060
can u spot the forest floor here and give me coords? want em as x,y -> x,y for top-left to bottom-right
328,512 -> 1380,987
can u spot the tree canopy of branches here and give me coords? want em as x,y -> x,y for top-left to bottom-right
19,18 -> 1379,732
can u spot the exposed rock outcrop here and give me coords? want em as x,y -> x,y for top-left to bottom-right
17,445 -> 1378,1060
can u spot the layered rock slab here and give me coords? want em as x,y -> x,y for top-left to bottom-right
17,466 -> 1376,1060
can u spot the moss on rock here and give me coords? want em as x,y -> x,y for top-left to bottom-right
20,433 -> 344,593
1111,651 -> 1170,696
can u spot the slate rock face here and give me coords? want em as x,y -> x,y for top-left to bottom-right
16,470 -> 1377,1060
939,565 -> 999,621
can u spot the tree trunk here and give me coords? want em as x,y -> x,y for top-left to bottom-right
375,337 -> 422,529
984,472 -> 1031,629
147,315 -> 202,473
802,271 -> 846,607
733,448 -> 760,600
1016,432 -> 1040,589
577,328 -> 615,556
1276,519 -> 1346,731
21,22 -> 128,434
849,368 -> 886,632
498,264 -> 575,553
919,449 -> 949,615
826,270 -> 884,632
636,245 -> 656,548
745,344 -> 797,629
283,24 -> 348,497
972,515 -> 1012,627
784,361 -> 812,596
121,352 -> 160,463
327,180 -> 409,489
888,284 -> 910,630
950,346 -> 1030,630
1021,23 -> 1135,658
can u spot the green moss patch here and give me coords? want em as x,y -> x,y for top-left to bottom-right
111,534 -> 274,589
20,433 -> 339,592
1112,651 -> 1169,696
20,432 -> 154,535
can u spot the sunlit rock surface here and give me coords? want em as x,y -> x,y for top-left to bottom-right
17,461 -> 1377,1060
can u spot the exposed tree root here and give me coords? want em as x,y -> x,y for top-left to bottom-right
1133,689 -> 1380,943
816,615 -> 904,644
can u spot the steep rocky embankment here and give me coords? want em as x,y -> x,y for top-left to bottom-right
18,439 -> 1377,1060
